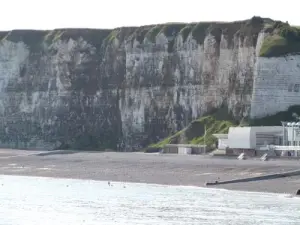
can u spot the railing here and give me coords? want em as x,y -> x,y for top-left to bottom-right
165,144 -> 207,148
264,145 -> 300,151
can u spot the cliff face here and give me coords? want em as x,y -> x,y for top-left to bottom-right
0,17 -> 299,150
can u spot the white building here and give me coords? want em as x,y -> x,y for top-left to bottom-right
212,134 -> 228,150
213,126 -> 282,150
214,123 -> 300,157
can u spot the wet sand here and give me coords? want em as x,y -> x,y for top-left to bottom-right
0,149 -> 299,194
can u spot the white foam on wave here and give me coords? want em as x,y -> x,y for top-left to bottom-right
0,175 -> 299,225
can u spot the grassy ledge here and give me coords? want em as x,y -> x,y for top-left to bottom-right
260,22 -> 300,57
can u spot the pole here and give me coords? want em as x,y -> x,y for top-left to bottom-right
204,125 -> 206,147
296,125 -> 298,158
282,122 -> 285,146
292,124 -> 294,147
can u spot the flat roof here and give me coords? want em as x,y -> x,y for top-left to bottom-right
213,134 -> 228,139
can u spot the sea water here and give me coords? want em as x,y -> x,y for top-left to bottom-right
0,175 -> 299,225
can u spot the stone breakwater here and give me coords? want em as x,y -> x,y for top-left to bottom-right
0,17 -> 300,150
205,169 -> 300,186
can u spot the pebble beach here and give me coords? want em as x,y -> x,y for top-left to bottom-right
0,149 -> 299,194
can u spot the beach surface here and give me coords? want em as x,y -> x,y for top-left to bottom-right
0,149 -> 299,194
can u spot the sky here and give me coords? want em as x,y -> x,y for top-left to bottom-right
1,0 -> 299,30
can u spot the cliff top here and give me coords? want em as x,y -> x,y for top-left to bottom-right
1,16 -> 300,57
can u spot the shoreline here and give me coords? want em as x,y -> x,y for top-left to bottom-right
0,149 -> 300,194
1,173 -> 296,198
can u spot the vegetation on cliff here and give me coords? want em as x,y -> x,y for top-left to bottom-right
4,17 -> 296,57
260,22 -> 300,57
122,16 -> 300,57
1,17 -> 298,58
114,16 -> 272,50
0,29 -> 112,52
149,106 -> 238,149
191,23 -> 211,45
149,105 -> 300,150
249,105 -> 300,126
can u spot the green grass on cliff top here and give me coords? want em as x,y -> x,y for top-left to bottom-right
260,22 -> 300,57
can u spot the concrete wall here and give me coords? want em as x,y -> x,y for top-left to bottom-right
252,126 -> 282,149
228,127 -> 252,149
178,147 -> 192,155
218,138 -> 229,150
191,146 -> 207,154
251,54 -> 300,118
163,145 -> 178,154
226,148 -> 300,158
226,148 -> 256,157
255,133 -> 279,147
278,150 -> 300,157
163,144 -> 207,154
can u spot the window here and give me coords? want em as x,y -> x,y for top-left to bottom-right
295,84 -> 300,92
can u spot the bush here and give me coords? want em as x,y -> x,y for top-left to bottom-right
191,23 -> 211,45
260,23 -> 300,57
250,105 -> 300,126
148,107 -> 238,148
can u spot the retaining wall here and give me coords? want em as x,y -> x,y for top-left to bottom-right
163,144 -> 207,155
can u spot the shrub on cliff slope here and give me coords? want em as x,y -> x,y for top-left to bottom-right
149,115 -> 236,148
260,22 -> 300,57
149,107 -> 238,148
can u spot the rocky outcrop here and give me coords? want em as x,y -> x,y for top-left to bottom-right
0,17 -> 299,150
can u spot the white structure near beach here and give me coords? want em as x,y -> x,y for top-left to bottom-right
213,122 -> 300,157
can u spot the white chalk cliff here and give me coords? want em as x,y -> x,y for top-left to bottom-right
0,17 -> 299,150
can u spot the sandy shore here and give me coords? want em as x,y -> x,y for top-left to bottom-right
0,149 -> 299,194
